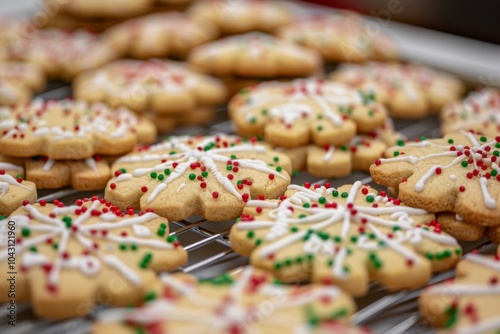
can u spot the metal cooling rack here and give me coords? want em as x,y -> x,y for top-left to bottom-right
0,82 -> 497,334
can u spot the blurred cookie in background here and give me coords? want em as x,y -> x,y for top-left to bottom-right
277,12 -> 399,63
45,0 -> 155,20
188,0 -> 293,35
104,12 -> 218,59
0,61 -> 46,106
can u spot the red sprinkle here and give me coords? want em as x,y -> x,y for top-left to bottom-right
212,192 -> 219,199
110,183 -> 116,190
141,186 -> 148,192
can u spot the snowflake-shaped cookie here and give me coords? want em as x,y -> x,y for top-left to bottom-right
105,135 -> 292,221
0,198 -> 187,319
277,12 -> 398,63
0,99 -> 156,160
7,29 -> 116,80
230,181 -> 461,296
441,87 -> 500,137
188,0 -> 293,35
188,32 -> 322,78
93,266 -> 356,334
277,119 -> 405,178
370,131 -> 500,227
104,12 -> 219,59
420,250 -> 500,333
330,62 -> 464,119
0,61 -> 46,106
229,79 -> 388,148
74,59 -> 227,115
0,162 -> 36,215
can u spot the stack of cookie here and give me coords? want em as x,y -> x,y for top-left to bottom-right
0,98 -> 156,214
73,59 -> 227,133
228,78 -> 405,178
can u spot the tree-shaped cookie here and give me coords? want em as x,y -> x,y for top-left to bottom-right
0,98 -> 156,160
0,199 -> 187,319
229,79 -> 388,148
230,181 -> 461,296
104,12 -> 219,59
93,266 -> 357,334
105,135 -> 292,221
188,32 -> 322,78
370,131 -> 500,229
0,160 -> 36,215
420,250 -> 500,333
330,62 -> 464,119
74,59 -> 227,115
441,87 -> 500,137
277,12 -> 398,63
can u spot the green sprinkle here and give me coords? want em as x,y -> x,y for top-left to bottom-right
202,171 -> 208,177
480,136 -> 487,142
316,125 -> 323,132
164,169 -> 171,175
317,231 -> 329,240
53,243 -> 58,250
368,233 -> 376,240
350,235 -> 358,243
189,173 -> 196,180
226,165 -> 232,171
296,256 -> 303,264
393,226 -> 401,231
448,139 -> 454,144
150,172 -> 157,179
332,190 -> 339,197
230,155 -> 237,160
273,156 -> 279,162
249,117 -> 257,124
340,145 -> 347,151
166,235 -> 178,243
327,259 -> 334,267
290,226 -> 299,233
131,244 -> 137,251
318,197 -> 326,204
303,203 -> 310,208
169,151 -> 176,155
276,166 -> 282,172
461,161 -> 468,167
274,262 -> 282,270
443,250 -> 452,258
62,216 -> 72,228
397,140 -> 405,146
426,252 -> 434,260
157,174 -> 164,181
341,192 -> 348,198
21,228 -> 30,237
29,246 -> 37,253
144,291 -> 157,302
436,252 -> 444,260
306,254 -> 314,261
157,228 -> 166,237
366,195 -> 374,202
261,108 -> 268,115
120,168 -> 126,173
420,136 -> 427,141
119,244 -> 127,251
494,150 -> 500,157
284,259 -> 292,267
455,248 -> 462,255
247,230 -> 255,239
317,114 -> 323,120
394,151 -> 400,157
299,214 -> 307,219
492,170 -> 498,177
255,239 -> 262,246
333,236 -> 342,243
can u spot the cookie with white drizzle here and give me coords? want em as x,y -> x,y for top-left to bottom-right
0,98 -> 156,160
0,62 -> 46,106
188,0 -> 293,35
74,59 -> 227,115
229,79 -> 388,148
276,12 -> 398,63
7,29 -> 116,81
104,12 -> 219,59
188,32 -> 322,79
276,121 -> 405,178
370,131 -> 500,229
420,249 -> 500,334
105,135 -> 292,221
330,62 -> 464,119
230,181 -> 460,296
0,159 -> 36,215
441,87 -> 500,137
0,198 -> 187,319
93,266 -> 357,334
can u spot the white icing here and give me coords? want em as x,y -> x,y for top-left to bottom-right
133,224 -> 151,238
43,159 -> 55,171
0,162 -> 23,171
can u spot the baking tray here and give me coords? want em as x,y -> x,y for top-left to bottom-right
2,1 -> 500,333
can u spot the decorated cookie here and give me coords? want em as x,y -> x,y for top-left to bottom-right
277,12 -> 398,63
441,87 -> 500,137
188,32 -> 322,79
229,79 -> 388,148
74,59 -> 227,115
0,198 -> 187,319
229,181 -> 461,296
50,0 -> 155,19
38,10 -> 123,33
105,135 -> 292,221
370,131 -> 500,230
93,266 -> 356,334
420,250 -> 500,333
7,29 -> 116,81
0,99 -> 157,160
0,160 -> 36,215
188,0 -> 293,35
104,12 -> 218,59
0,61 -> 46,106
330,62 -> 464,119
